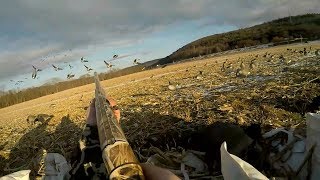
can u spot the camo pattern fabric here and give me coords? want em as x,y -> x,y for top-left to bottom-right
70,124 -> 108,180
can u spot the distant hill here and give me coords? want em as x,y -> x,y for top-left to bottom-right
156,13 -> 320,64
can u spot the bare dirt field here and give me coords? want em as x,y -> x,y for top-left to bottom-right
0,42 -> 320,178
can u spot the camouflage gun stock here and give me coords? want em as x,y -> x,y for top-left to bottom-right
94,72 -> 144,179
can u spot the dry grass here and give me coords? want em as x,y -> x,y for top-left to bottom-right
0,42 -> 320,178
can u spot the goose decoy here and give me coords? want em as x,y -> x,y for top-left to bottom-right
196,71 -> 204,80
240,61 -> 245,70
263,52 -> 268,58
168,81 -> 176,91
249,59 -> 256,69
221,61 -> 227,72
315,49 -> 320,56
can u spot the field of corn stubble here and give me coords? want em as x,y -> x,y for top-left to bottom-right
0,42 -> 319,178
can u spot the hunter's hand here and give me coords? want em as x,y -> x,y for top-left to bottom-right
86,97 -> 121,126
141,164 -> 181,180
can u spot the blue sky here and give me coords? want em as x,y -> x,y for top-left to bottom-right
0,0 -> 318,91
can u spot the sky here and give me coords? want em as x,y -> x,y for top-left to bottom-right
0,0 -> 319,91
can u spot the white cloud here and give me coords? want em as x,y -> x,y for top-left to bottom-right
0,0 -> 318,81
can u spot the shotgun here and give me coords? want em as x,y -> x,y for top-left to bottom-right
94,72 -> 144,179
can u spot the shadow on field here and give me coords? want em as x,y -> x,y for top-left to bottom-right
0,143 -> 8,173
121,108 -> 197,150
2,105 -> 268,177
121,106 -> 266,174
2,114 -> 82,178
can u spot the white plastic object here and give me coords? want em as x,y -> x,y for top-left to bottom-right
182,152 -> 206,172
0,170 -> 31,180
220,142 -> 268,180
262,128 -> 295,151
262,128 -> 307,179
42,153 -> 71,180
306,113 -> 320,180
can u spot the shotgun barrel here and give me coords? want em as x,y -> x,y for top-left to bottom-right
94,72 -> 144,179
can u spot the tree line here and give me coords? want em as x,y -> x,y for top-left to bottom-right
0,65 -> 144,108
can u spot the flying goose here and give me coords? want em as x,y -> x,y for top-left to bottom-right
104,61 -> 114,68
84,65 -> 93,71
133,59 -> 141,65
52,64 -> 63,71
81,57 -> 88,63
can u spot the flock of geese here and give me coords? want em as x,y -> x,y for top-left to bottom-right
220,57 -> 254,77
219,46 -> 320,77
165,46 -> 319,91
10,54 -> 143,85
